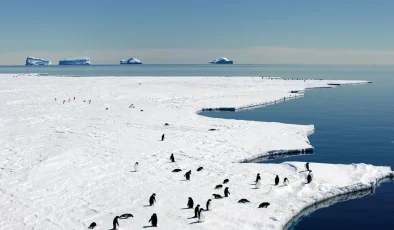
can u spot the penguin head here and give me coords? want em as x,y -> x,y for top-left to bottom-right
188,197 -> 192,200
153,193 -> 156,196
136,162 -> 139,164
208,199 -> 211,202
199,208 -> 204,212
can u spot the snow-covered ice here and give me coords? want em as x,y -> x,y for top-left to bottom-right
120,57 -> 142,64
209,57 -> 233,64
0,75 -> 391,229
59,57 -> 91,65
25,56 -> 52,66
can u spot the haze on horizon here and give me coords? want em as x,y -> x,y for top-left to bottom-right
1,0 -> 394,65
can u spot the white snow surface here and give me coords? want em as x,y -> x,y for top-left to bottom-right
0,74 -> 391,230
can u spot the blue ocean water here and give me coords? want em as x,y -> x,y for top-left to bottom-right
201,72 -> 394,229
2,64 -> 393,229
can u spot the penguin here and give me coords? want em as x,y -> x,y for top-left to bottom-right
193,204 -> 200,218
187,197 -> 194,209
172,168 -> 182,172
170,153 -> 175,162
184,170 -> 191,180
106,108 -> 108,110
223,179 -> 229,184
255,173 -> 261,183
238,198 -> 250,203
68,98 -> 70,103
255,178 -> 262,189
149,193 -> 156,206
73,97 -> 75,100
283,177 -> 289,186
198,208 -> 205,222
134,162 -> 139,172
89,100 -> 91,104
215,184 -> 223,189
161,134 -> 165,141
206,199 -> 212,211
224,187 -> 230,197
197,167 -> 203,171
212,194 -> 223,199
55,98 -> 57,101
119,213 -> 133,219
112,216 -> 119,230
258,202 -> 270,208
88,222 -> 97,229
63,100 -> 65,104
305,162 -> 310,171
275,175 -> 279,186
306,173 -> 312,184
164,123 -> 169,126
149,213 -> 158,227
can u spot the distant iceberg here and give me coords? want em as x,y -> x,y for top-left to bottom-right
209,57 -> 233,64
120,57 -> 142,64
25,56 -> 52,66
59,57 -> 91,65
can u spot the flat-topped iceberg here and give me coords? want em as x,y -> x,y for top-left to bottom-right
25,56 -> 52,66
120,57 -> 142,64
209,57 -> 234,64
59,57 -> 91,65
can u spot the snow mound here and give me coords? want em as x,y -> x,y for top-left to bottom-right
25,56 -> 52,66
0,75 -> 390,229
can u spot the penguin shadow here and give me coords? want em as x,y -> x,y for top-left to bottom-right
189,221 -> 201,224
143,205 -> 152,207
129,170 -> 137,172
181,207 -> 191,210
143,226 -> 155,228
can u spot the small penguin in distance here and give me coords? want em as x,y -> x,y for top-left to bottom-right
112,216 -> 119,230
187,197 -> 194,209
215,184 -> 223,189
170,153 -> 175,162
306,173 -> 312,184
283,177 -> 289,186
258,202 -> 270,208
255,178 -> 262,189
223,179 -> 229,184
256,173 -> 261,183
149,193 -> 156,206
198,208 -> 205,222
149,213 -> 158,227
161,134 -> 165,141
224,187 -> 230,197
238,198 -> 250,203
212,194 -> 223,199
184,170 -> 191,180
275,175 -> 279,186
119,213 -> 133,219
194,204 -> 200,218
305,162 -> 310,171
172,168 -> 182,172
206,199 -> 212,211
134,162 -> 139,172
88,222 -> 97,229
197,166 -> 203,171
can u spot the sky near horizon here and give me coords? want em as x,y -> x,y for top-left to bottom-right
1,0 -> 394,65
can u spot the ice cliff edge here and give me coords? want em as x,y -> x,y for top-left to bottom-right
25,56 -> 52,66
59,57 -> 91,65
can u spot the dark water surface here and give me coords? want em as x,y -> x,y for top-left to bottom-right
201,74 -> 394,229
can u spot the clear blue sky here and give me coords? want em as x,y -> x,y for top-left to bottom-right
1,0 -> 394,64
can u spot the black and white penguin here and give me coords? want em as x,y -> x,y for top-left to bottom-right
206,199 -> 212,211
184,170 -> 191,180
215,184 -> 223,189
134,162 -> 139,172
112,216 -> 120,230
119,213 -> 134,219
275,175 -> 279,186
161,134 -> 165,141
106,108 -> 108,110
149,213 -> 158,227
258,202 -> 270,208
197,167 -> 203,171
306,173 -> 312,184
283,177 -> 289,186
63,100 -> 65,104
238,198 -> 250,203
212,194 -> 223,199
170,153 -> 175,162
305,162 -> 310,171
172,168 -> 182,172
73,97 -> 75,100
89,100 -> 91,104
149,193 -> 156,206
194,204 -> 201,218
187,197 -> 194,208
255,178 -> 262,189
223,179 -> 229,184
256,173 -> 261,183
88,222 -> 97,229
224,187 -> 230,197
68,98 -> 70,103
198,208 -> 205,222
55,98 -> 57,101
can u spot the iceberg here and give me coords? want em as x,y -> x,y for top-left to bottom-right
25,56 -> 52,66
120,57 -> 142,64
59,57 -> 91,65
209,57 -> 234,64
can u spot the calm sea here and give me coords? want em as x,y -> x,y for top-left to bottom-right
2,64 -> 394,229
